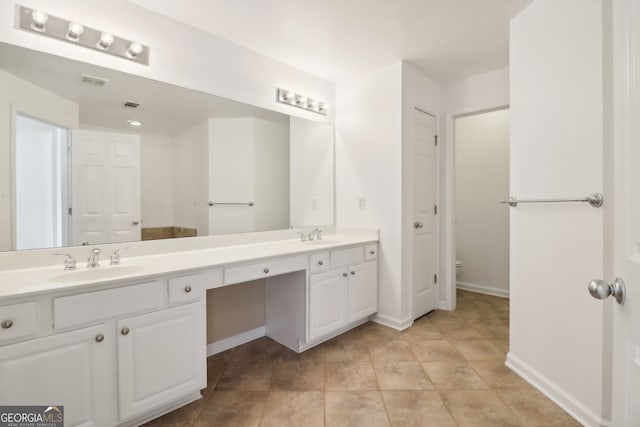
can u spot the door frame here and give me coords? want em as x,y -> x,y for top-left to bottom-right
442,104 -> 509,311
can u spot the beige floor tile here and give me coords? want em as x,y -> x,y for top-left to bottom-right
271,361 -> 324,391
374,362 -> 434,390
491,339 -> 510,354
202,358 -> 230,398
144,397 -> 206,426
325,361 -> 379,390
322,338 -> 371,362
497,389 -> 582,426
422,361 -> 489,390
411,340 -> 463,361
435,324 -> 485,340
260,391 -> 324,427
451,340 -> 505,361
382,390 -> 457,427
215,361 -> 273,391
326,391 -> 391,427
369,339 -> 417,361
232,337 -> 287,362
400,323 -> 443,341
194,391 -> 267,427
355,322 -> 403,342
439,390 -> 521,426
470,360 -> 531,389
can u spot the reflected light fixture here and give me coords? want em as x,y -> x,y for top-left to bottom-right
18,5 -> 150,65
276,88 -> 327,116
127,120 -> 143,127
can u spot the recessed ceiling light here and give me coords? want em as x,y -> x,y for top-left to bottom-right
127,120 -> 143,127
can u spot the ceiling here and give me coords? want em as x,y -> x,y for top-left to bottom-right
128,0 -> 532,83
0,43 -> 288,136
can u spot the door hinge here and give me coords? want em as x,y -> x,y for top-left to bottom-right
434,205 -> 438,215
68,207 -> 72,215
434,135 -> 439,146
434,274 -> 438,284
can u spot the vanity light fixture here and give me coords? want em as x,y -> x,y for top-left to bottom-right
17,5 -> 150,65
127,120 -> 143,127
276,88 -> 327,116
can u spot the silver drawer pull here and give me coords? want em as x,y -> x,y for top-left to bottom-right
1,320 -> 13,329
121,327 -> 130,335
342,273 -> 348,277
264,268 -> 270,274
351,271 -> 356,275
95,334 -> 105,343
184,285 -> 192,293
318,260 -> 324,266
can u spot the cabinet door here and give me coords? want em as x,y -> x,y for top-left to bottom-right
348,261 -> 378,322
117,302 -> 206,421
309,269 -> 348,341
0,325 -> 116,427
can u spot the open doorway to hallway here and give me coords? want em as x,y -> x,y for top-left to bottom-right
454,108 -> 510,298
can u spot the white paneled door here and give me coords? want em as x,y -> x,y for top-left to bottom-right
611,0 -> 640,424
413,109 -> 438,319
72,130 -> 140,246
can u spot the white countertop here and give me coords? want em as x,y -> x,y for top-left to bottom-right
0,230 -> 378,300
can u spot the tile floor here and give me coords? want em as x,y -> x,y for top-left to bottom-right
146,290 -> 580,426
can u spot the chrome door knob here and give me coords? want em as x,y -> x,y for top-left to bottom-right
121,327 -> 130,335
1,320 -> 13,329
414,222 -> 424,229
132,220 -> 140,225
588,278 -> 626,304
95,334 -> 105,343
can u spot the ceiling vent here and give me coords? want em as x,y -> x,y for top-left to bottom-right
123,101 -> 140,108
80,74 -> 109,86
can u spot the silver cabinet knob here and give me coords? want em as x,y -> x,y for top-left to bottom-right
263,268 -> 270,274
184,285 -> 192,293
121,327 -> 130,335
351,271 -> 356,275
588,278 -> 626,304
1,320 -> 13,329
132,220 -> 140,225
342,272 -> 348,277
369,251 -> 375,255
318,260 -> 323,266
414,222 -> 424,229
95,334 -> 104,343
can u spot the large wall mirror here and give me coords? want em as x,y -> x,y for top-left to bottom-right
0,42 -> 334,252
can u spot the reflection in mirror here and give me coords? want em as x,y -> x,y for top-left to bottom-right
0,43 -> 334,252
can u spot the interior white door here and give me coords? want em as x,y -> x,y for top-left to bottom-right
72,130 -> 140,246
611,0 -> 640,423
413,109 -> 438,318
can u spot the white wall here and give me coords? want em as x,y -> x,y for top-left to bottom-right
336,62 -> 405,326
139,133 -> 174,228
0,0 -> 334,124
508,1 -> 605,425
455,109 -> 510,297
442,68 -> 510,308
401,62 -> 442,321
290,117 -> 335,227
173,120 -> 209,236
0,69 -> 79,251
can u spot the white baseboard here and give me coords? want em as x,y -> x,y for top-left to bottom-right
372,314 -> 413,331
457,281 -> 510,298
207,326 -> 266,357
506,352 -> 610,427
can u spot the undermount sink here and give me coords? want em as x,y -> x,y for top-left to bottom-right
305,239 -> 342,247
48,265 -> 144,283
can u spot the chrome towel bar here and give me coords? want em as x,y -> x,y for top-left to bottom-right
500,192 -> 603,208
208,201 -> 254,207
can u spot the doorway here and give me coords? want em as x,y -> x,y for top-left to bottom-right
454,108 -> 510,297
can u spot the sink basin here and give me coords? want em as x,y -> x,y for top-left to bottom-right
48,265 -> 145,283
305,239 -> 342,247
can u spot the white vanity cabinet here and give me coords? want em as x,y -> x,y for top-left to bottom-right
307,244 -> 378,343
0,324 -> 117,427
117,301 -> 206,420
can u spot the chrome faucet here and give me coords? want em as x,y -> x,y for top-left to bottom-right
110,249 -> 122,265
308,228 -> 323,241
53,253 -> 77,271
87,248 -> 101,268
295,231 -> 307,242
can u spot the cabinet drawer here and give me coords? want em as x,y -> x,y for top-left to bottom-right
54,281 -> 165,329
168,274 -> 204,305
309,252 -> 330,274
0,301 -> 39,343
330,247 -> 363,268
224,257 -> 305,284
365,244 -> 378,261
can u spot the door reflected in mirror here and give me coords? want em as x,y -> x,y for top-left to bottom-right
0,42 -> 334,252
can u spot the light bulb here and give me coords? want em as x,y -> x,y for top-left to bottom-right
97,32 -> 114,50
127,120 -> 143,127
127,42 -> 144,58
67,22 -> 84,41
296,96 -> 307,105
31,10 -> 48,31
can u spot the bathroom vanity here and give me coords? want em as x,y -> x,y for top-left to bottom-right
0,229 -> 378,426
